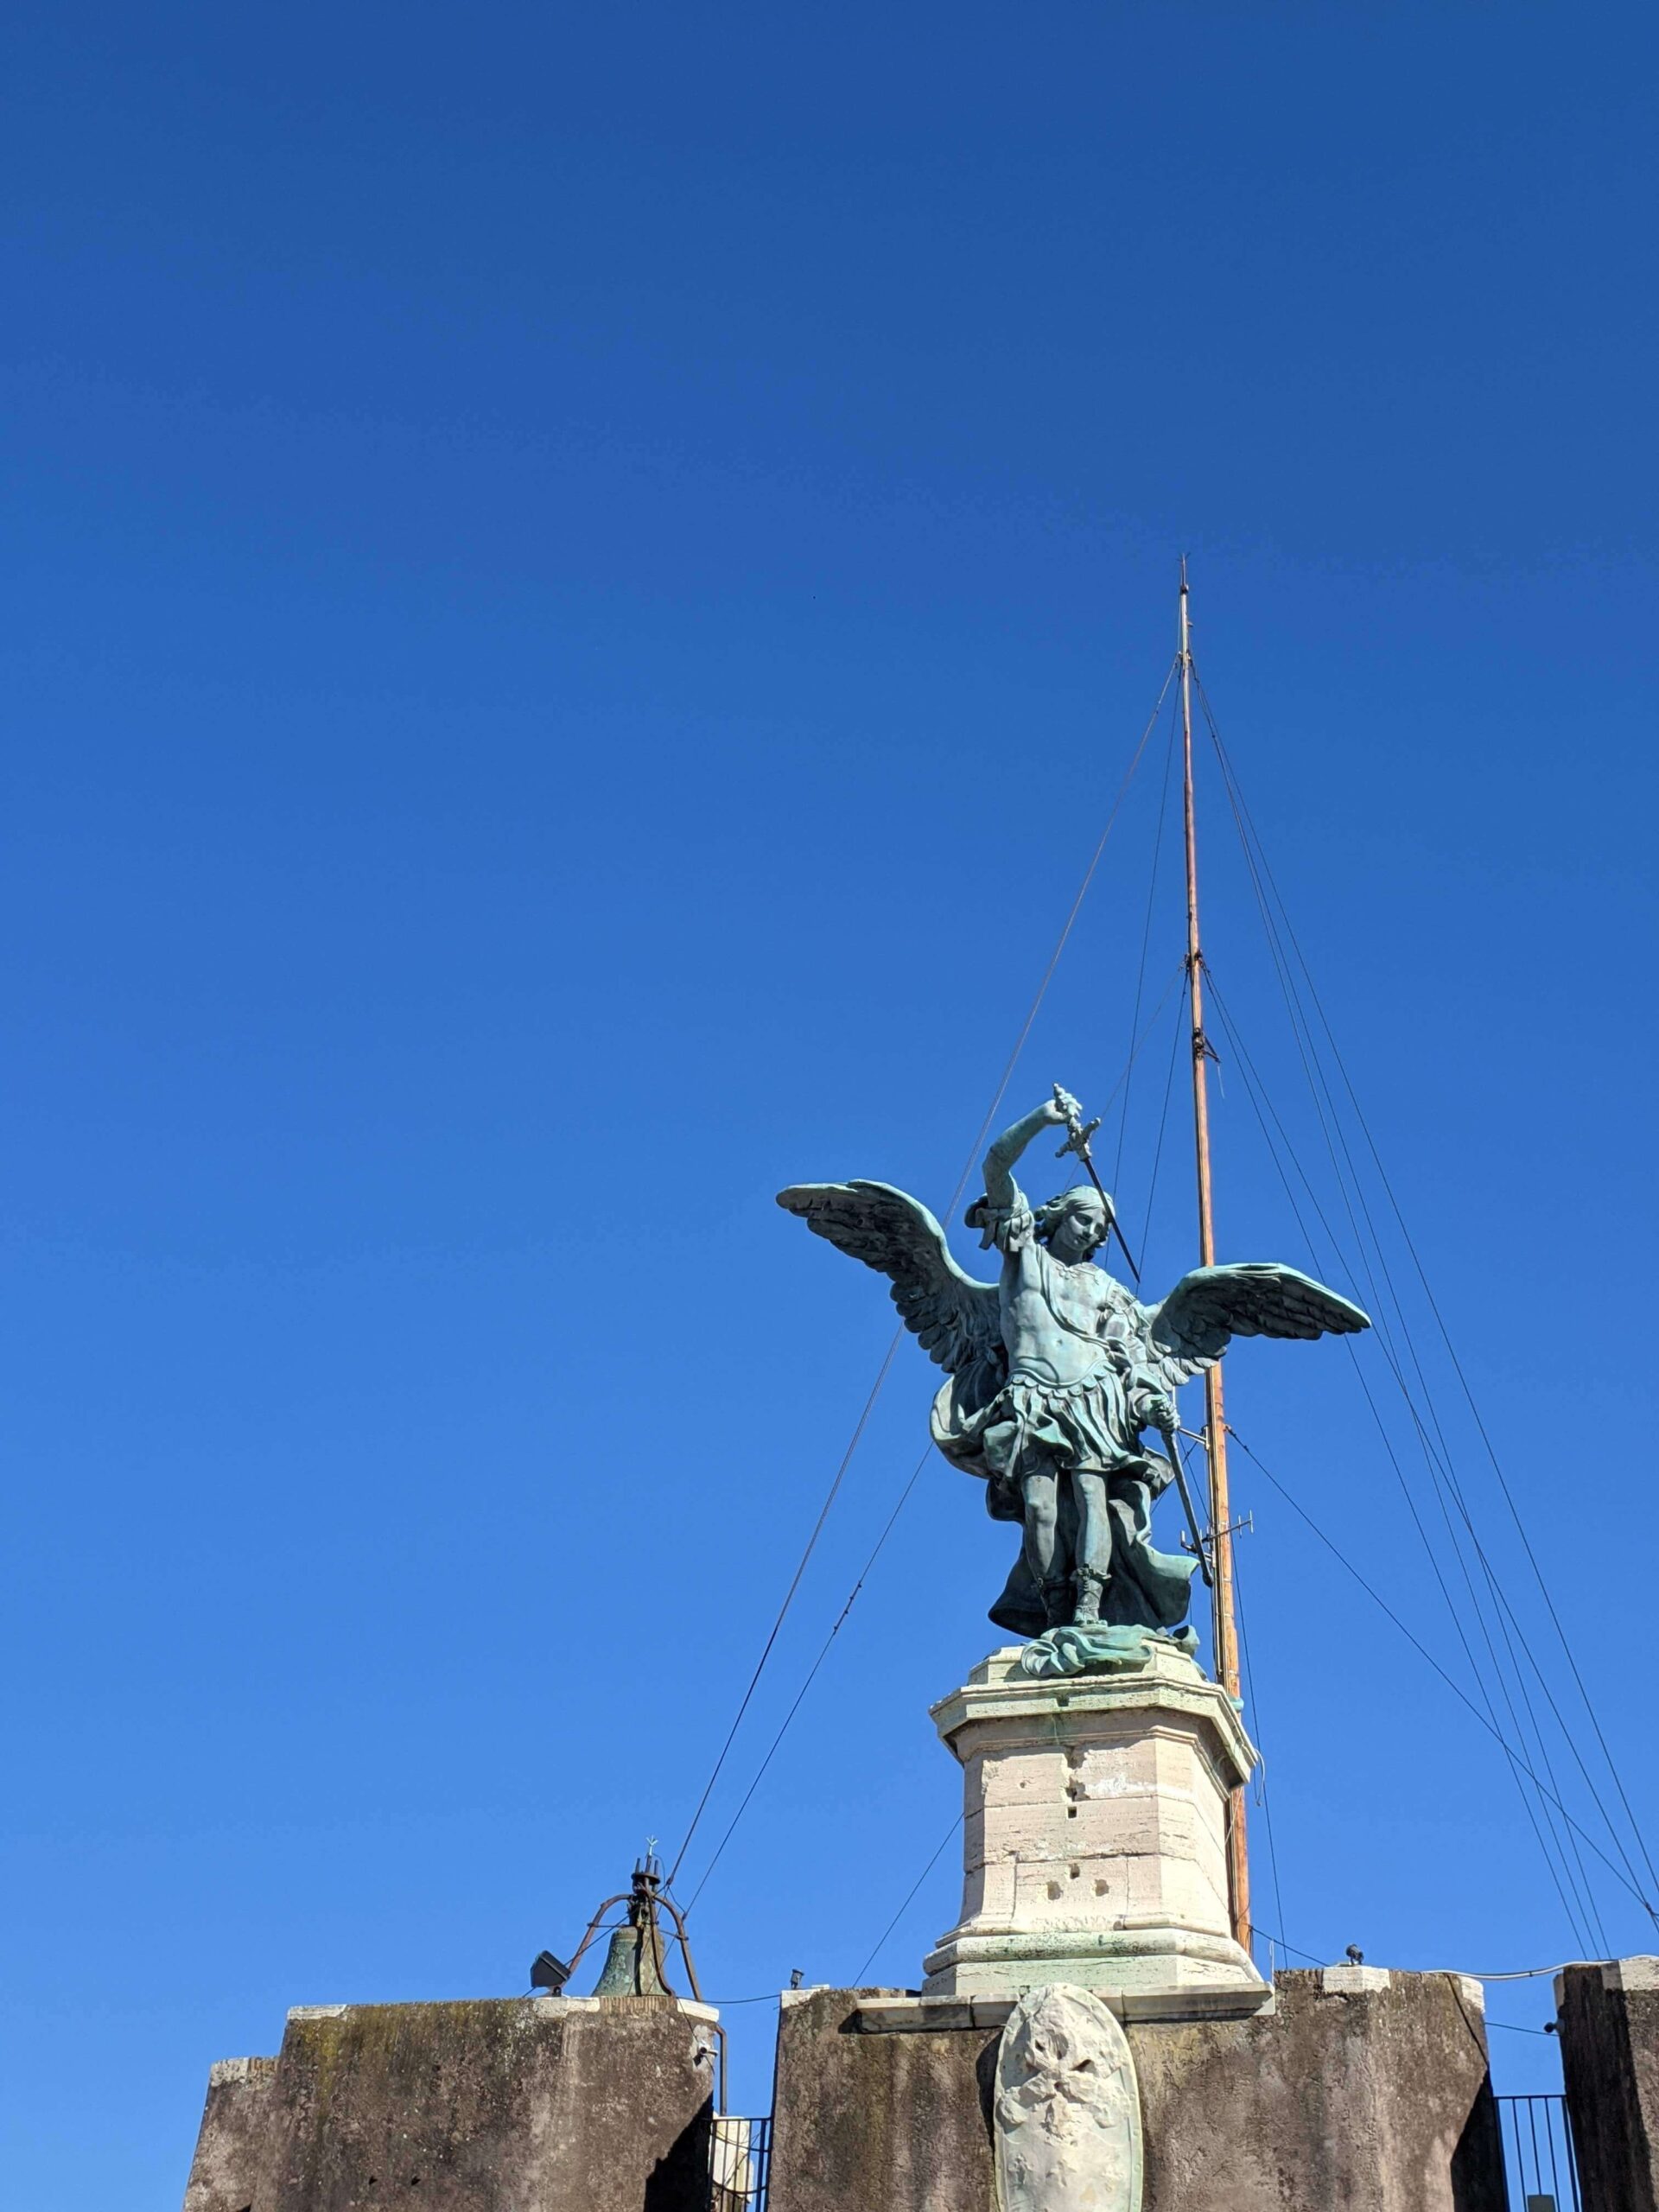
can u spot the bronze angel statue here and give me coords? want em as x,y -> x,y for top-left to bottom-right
779,1086 -> 1368,1649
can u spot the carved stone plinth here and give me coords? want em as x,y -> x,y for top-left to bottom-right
994,1985 -> 1143,2212
921,1643 -> 1263,2000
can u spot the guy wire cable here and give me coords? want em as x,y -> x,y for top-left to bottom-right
853,1811 -> 965,1984
680,957 -> 1191,1904
667,657 -> 1179,1891
1201,964 -> 1600,1943
678,753 -> 1190,1899
1198,735 -> 1593,1885
1187,672 -> 1617,1937
1115,680 -> 1182,1188
1194,950 -> 1583,1937
1238,1398 -> 1629,1935
1135,987 -> 1188,1265
1196,672 -> 1656,1903
1227,1517 -> 1291,1966
1205,976 -> 1608,1952
1227,1422 -> 1657,1923
1207,976 -> 1609,1951
1195,702 -> 1637,1937
683,1445 -> 933,1906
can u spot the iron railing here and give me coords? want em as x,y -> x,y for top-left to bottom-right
715,2093 -> 1569,2209
709,2113 -> 772,2211
1497,2093 -> 1580,2212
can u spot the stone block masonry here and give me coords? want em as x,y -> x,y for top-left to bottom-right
768,1968 -> 1506,2212
922,1643 -> 1262,1999
185,2058 -> 278,2212
1556,1955 -> 1659,2212
181,1994 -> 718,2212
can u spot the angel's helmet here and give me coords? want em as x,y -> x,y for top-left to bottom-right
1033,1184 -> 1115,1260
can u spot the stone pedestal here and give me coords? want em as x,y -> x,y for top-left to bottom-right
181,1993 -> 718,2212
1555,1955 -> 1659,2212
922,1643 -> 1262,1999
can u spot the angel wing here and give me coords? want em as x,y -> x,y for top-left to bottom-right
1143,1262 -> 1370,1387
776,1179 -> 1002,1377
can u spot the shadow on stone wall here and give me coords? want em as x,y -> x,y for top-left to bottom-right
644,2105 -> 714,2212
1450,2080 -> 1506,2212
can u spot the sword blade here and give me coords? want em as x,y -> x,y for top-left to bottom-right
1078,1148 -> 1141,1284
1109,1212 -> 1142,1285
1054,1091 -> 1141,1282
1160,1423 -> 1214,1586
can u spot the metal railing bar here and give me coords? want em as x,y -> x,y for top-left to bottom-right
1495,2092 -> 1577,2212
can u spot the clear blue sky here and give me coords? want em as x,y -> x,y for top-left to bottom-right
3,3 -> 1657,2201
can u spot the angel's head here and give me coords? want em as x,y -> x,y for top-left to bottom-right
1034,1185 -> 1114,1264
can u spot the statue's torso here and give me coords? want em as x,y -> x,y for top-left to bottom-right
1000,1246 -> 1135,1388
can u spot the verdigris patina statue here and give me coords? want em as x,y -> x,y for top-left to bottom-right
779,1086 -> 1367,1671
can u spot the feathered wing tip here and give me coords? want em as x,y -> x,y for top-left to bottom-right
1323,1286 -> 1370,1332
1253,1264 -> 1370,1337
775,1178 -> 1004,1381
1146,1260 -> 1371,1382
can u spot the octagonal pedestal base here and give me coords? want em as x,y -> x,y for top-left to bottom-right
921,1643 -> 1265,2002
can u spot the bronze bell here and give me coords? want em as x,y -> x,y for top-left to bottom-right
592,1897 -> 675,1996
534,1846 -> 702,2006
591,1853 -> 677,1997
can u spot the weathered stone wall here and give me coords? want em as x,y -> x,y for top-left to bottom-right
769,1970 -> 1505,2212
769,1987 -> 993,2211
184,2056 -> 278,2212
1131,1970 -> 1503,2212
181,1995 -> 716,2212
1556,1957 -> 1659,2212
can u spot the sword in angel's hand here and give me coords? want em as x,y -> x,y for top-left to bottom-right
1052,1084 -> 1142,1283
1158,1418 -> 1215,1587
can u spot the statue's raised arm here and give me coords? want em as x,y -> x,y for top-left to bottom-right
982,1088 -> 1084,1230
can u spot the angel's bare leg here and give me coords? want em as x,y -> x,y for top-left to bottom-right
1070,1469 -> 1112,1626
1020,1469 -> 1071,1626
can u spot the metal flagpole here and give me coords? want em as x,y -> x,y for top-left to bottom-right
1178,560 -> 1251,1955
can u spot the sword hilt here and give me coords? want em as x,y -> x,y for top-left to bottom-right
1054,1115 -> 1101,1163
